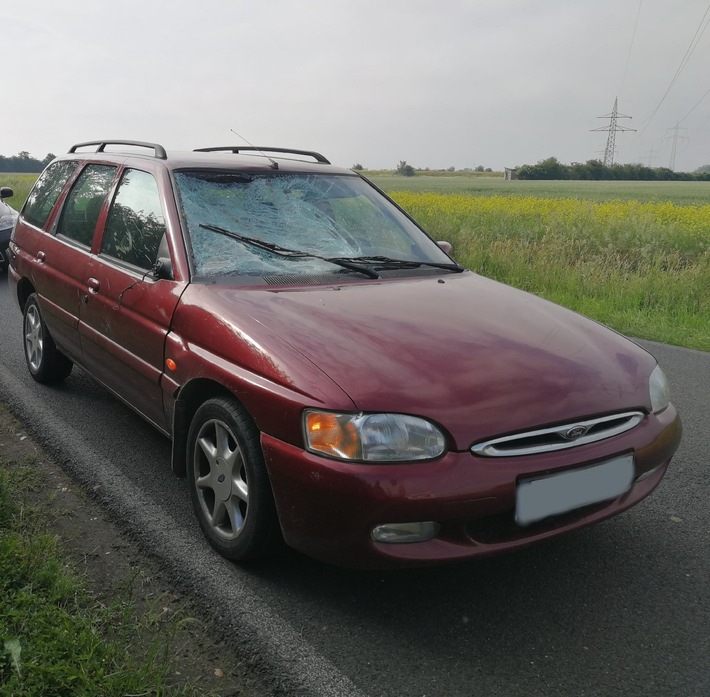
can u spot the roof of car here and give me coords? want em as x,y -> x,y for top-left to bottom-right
62,140 -> 356,175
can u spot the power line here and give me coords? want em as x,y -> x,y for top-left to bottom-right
619,0 -> 643,97
637,1 -> 710,136
678,84 -> 710,124
592,4 -> 641,167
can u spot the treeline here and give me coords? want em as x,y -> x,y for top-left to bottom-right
0,152 -> 55,173
516,157 -> 710,181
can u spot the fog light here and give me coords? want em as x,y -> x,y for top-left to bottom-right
371,521 -> 440,544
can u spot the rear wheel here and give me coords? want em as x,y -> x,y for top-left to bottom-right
23,294 -> 73,383
186,397 -> 280,560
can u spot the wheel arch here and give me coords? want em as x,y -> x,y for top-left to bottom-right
171,378 -> 245,476
15,277 -> 36,313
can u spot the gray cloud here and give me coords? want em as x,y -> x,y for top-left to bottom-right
3,0 -> 709,172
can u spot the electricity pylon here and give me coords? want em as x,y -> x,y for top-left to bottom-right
591,97 -> 636,166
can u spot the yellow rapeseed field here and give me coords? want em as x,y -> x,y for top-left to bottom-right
392,192 -> 710,242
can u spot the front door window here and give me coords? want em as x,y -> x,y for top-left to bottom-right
100,169 -> 167,270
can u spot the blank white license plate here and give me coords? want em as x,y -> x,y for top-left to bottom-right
515,455 -> 635,526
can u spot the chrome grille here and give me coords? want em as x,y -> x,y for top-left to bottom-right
471,411 -> 644,457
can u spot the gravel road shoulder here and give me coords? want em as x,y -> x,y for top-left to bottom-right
0,403 -> 273,697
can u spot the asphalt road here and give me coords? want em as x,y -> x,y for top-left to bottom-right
0,276 -> 708,697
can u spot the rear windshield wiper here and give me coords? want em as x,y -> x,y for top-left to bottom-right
328,255 -> 465,273
199,223 -> 380,278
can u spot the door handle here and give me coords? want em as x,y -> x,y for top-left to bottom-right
87,277 -> 100,294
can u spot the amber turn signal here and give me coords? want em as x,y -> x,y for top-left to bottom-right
305,412 -> 361,460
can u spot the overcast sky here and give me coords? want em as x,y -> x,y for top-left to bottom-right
3,0 -> 709,172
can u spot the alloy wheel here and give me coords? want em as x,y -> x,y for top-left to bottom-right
24,304 -> 44,372
192,417 -> 249,541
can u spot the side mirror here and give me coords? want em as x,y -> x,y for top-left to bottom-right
153,257 -> 174,280
0,187 -> 14,200
437,240 -> 452,255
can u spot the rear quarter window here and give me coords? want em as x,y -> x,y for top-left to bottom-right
22,161 -> 78,228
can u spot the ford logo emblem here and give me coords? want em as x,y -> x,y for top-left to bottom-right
562,425 -> 589,440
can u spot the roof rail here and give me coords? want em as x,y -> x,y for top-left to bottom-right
69,140 -> 168,160
194,146 -> 330,165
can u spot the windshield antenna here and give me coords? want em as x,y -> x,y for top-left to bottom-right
230,128 -> 279,169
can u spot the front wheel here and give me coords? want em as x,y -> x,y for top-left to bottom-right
23,293 -> 73,383
186,397 -> 281,561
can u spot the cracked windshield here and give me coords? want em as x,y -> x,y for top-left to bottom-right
174,171 -> 449,278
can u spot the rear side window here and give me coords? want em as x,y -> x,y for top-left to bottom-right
56,165 -> 116,247
22,161 -> 77,228
101,169 -> 166,270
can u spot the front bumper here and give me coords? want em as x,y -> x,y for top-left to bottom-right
0,227 -> 11,268
261,405 -> 681,568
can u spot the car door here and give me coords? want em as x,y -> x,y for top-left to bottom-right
24,162 -> 116,362
79,167 -> 183,432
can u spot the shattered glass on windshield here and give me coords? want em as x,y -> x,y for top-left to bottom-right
174,171 -> 446,279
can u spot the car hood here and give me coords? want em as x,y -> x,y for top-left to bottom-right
201,272 -> 655,448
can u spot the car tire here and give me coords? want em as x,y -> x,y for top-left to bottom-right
186,397 -> 281,561
23,293 -> 73,383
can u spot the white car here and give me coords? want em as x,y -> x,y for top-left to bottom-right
0,187 -> 18,272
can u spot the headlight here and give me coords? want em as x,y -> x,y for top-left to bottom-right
303,410 -> 446,462
0,213 -> 15,230
649,365 -> 670,414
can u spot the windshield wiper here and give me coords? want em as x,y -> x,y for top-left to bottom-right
328,255 -> 465,273
199,224 -> 380,278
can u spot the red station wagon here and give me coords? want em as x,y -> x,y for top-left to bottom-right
8,140 -> 681,568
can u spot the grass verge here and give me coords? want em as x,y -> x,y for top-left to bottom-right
0,462 -> 183,695
0,405 -> 251,697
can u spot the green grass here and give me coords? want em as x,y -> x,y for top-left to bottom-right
0,174 -> 36,210
368,173 -> 710,204
0,440 -> 206,696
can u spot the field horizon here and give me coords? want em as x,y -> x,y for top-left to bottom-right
367,173 -> 710,205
